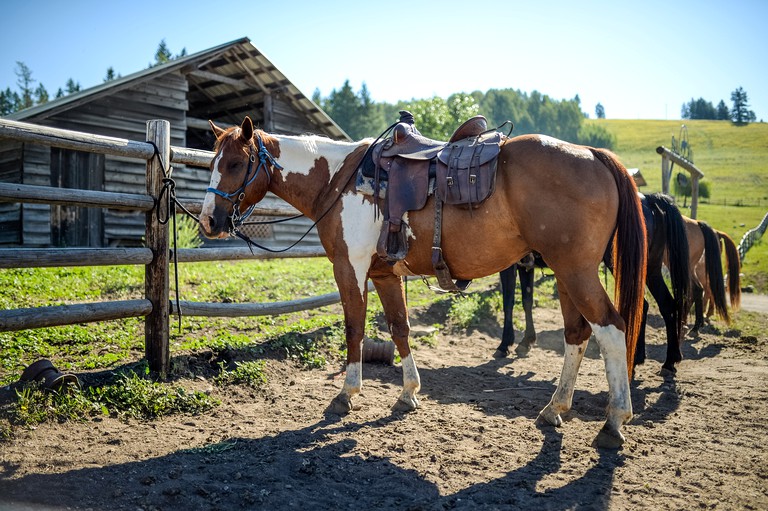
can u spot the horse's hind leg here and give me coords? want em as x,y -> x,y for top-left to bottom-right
370,268 -> 420,412
541,274 -> 633,448
691,283 -> 705,332
647,272 -> 681,374
494,265 -> 518,358
517,263 -> 537,355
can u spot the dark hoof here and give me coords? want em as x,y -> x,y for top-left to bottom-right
659,366 -> 677,378
493,349 -> 509,359
514,342 -> 532,357
326,394 -> 352,415
593,424 -> 625,449
392,399 -> 417,413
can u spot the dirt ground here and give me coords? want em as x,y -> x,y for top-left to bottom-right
1,295 -> 767,511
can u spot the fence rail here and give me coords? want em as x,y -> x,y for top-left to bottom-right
738,211 -> 768,262
0,118 -> 338,377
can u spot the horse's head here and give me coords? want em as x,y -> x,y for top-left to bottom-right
200,116 -> 281,239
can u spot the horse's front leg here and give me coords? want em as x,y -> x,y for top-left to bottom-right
370,263 -> 420,411
327,263 -> 370,415
538,279 -> 591,426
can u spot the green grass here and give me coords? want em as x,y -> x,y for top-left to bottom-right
215,360 -> 268,388
7,366 -> 218,429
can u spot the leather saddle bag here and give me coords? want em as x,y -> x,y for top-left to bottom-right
436,131 -> 501,207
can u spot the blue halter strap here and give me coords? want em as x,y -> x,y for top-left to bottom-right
206,133 -> 283,231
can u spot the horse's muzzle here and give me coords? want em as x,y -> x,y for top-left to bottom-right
199,204 -> 231,239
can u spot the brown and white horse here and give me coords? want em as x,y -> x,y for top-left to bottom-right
200,116 -> 647,448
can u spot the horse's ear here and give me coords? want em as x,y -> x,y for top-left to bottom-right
209,120 -> 226,139
240,116 -> 254,143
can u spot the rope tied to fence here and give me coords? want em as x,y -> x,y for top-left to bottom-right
148,141 -> 187,333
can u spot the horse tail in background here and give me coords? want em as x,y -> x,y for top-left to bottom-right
716,229 -> 741,311
699,222 -> 729,323
591,148 -> 647,377
645,193 -> 691,339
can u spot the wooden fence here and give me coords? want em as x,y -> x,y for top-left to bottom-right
0,118 -> 345,377
738,211 -> 768,262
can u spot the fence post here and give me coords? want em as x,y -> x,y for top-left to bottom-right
661,156 -> 670,195
144,120 -> 171,377
690,175 -> 700,219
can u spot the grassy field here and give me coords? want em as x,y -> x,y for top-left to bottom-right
587,119 -> 768,291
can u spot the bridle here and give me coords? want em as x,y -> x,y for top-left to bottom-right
206,133 -> 283,233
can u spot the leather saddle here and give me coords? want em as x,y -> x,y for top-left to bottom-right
365,111 -> 505,291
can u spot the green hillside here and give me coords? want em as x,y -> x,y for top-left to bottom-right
586,119 -> 768,292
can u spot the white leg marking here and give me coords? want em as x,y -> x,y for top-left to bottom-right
539,338 -> 587,426
339,193 -> 382,296
396,354 -> 421,409
342,361 -> 362,398
401,354 -> 421,394
590,322 -> 632,429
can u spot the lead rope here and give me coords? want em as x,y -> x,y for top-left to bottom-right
149,142 -> 186,333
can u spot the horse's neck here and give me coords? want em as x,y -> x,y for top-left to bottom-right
270,134 -> 364,218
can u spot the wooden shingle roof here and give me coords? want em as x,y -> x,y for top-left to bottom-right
7,37 -> 349,141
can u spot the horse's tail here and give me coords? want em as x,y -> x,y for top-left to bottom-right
645,193 -> 691,339
717,229 -> 741,311
592,149 -> 647,377
699,221 -> 730,323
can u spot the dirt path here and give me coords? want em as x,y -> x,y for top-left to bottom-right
740,292 -> 768,313
1,304 -> 767,510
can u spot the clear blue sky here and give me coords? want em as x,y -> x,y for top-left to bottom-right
2,0 -> 766,121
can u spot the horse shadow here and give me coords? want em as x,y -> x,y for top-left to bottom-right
364,352 -> 614,428
0,410 -> 625,511
444,426 -> 625,510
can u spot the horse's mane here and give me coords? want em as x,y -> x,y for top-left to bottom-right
213,125 -> 370,157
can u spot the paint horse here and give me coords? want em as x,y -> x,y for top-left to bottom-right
200,116 -> 647,448
685,219 -> 741,330
495,193 -> 691,375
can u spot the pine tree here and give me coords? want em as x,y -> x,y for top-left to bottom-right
0,87 -> 17,116
104,67 -> 119,82
716,100 -> 730,120
595,103 -> 605,119
65,78 -> 80,94
34,83 -> 49,105
14,61 -> 35,110
730,87 -> 756,124
153,39 -> 173,66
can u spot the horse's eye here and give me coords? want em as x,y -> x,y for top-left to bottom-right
228,161 -> 243,172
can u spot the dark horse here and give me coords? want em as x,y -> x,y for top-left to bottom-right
199,116 -> 647,447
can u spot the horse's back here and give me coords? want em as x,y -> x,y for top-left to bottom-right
496,134 -> 620,265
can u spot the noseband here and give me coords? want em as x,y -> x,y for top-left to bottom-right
206,133 -> 283,233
